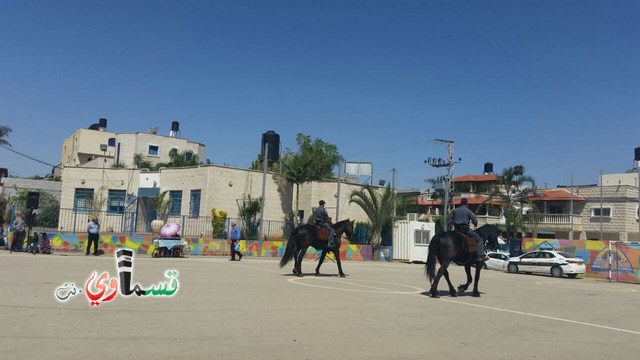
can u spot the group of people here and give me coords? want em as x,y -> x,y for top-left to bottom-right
1,212 -> 51,254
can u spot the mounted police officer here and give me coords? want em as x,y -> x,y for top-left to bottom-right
314,200 -> 335,248
447,198 -> 489,262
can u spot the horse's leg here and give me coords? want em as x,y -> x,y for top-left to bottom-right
295,247 -> 307,277
472,263 -> 482,297
457,264 -> 473,293
442,269 -> 457,297
333,248 -> 346,277
429,260 -> 451,298
315,249 -> 328,275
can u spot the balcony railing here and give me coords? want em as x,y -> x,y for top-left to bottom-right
523,213 -> 581,225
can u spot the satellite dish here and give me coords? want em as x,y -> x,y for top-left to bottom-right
149,127 -> 159,134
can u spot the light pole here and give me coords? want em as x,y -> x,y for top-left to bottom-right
100,144 -> 107,214
635,147 -> 640,240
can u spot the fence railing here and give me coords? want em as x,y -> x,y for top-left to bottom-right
523,213 -> 581,225
55,208 -> 292,239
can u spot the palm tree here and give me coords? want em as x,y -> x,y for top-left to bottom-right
486,165 -> 539,239
133,153 -> 153,169
0,125 -> 12,147
349,185 -> 396,259
281,154 -> 318,216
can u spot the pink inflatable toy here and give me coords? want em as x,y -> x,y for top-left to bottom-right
160,222 -> 181,237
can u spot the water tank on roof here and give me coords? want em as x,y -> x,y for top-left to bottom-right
98,118 -> 107,130
261,130 -> 280,162
635,147 -> 640,162
483,162 -> 493,174
169,121 -> 181,138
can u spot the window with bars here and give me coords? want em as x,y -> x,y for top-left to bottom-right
108,190 -> 126,214
169,191 -> 182,216
414,229 -> 431,245
189,190 -> 201,217
591,207 -> 612,218
74,188 -> 94,212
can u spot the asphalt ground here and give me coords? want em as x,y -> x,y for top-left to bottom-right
1,251 -> 639,360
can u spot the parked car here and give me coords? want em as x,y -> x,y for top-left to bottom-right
484,252 -> 509,271
506,250 -> 586,278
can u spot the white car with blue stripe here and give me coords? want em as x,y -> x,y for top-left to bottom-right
506,250 -> 586,278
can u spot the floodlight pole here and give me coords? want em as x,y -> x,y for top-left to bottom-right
259,143 -> 268,241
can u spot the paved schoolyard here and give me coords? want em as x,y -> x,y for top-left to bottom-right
1,251 -> 639,360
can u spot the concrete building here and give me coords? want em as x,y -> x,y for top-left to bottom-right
60,119 -> 205,170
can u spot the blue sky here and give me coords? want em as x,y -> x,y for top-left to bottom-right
1,0 -> 638,189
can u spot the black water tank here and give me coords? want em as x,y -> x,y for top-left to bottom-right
261,130 -> 280,162
483,162 -> 493,174
98,118 -> 107,129
635,147 -> 640,161
171,121 -> 180,132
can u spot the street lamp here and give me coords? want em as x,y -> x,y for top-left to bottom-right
635,147 -> 640,240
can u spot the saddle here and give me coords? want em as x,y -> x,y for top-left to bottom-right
455,229 -> 476,253
315,225 -> 329,241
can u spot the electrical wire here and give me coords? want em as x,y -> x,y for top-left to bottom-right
0,144 -> 59,168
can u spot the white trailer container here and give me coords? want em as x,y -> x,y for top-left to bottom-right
392,220 -> 436,262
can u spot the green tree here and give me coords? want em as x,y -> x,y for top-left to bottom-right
156,149 -> 200,169
237,195 -> 261,240
349,185 -> 396,260
277,133 -> 343,215
149,190 -> 170,222
133,153 -> 153,170
10,189 -> 60,228
211,208 -> 228,239
0,125 -> 12,147
486,165 -> 539,239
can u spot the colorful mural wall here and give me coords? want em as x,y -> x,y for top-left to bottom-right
39,233 -> 374,261
522,238 -> 640,283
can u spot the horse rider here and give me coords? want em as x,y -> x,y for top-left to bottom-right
447,198 -> 489,262
314,200 -> 335,248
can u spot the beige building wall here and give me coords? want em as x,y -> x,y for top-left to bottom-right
60,129 -> 115,167
573,185 -> 639,241
115,133 -> 205,168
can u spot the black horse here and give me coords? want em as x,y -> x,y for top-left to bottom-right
279,219 -> 354,277
425,224 -> 500,298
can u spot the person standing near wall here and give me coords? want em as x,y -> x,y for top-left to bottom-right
229,222 -> 243,261
87,215 -> 100,256
9,212 -> 26,253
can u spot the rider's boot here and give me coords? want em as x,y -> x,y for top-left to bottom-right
327,235 -> 335,248
477,252 -> 489,262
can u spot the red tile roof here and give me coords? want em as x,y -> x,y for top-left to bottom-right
414,195 -> 501,206
453,174 -> 497,182
529,189 -> 585,202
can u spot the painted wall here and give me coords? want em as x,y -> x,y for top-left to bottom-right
522,238 -> 640,283
41,232 -> 373,261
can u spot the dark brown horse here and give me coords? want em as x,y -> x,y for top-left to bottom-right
425,224 -> 500,298
279,219 -> 354,277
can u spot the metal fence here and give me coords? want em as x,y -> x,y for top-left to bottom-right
54,208 -> 292,239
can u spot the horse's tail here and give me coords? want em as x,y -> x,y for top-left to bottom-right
279,228 -> 298,268
425,235 -> 439,284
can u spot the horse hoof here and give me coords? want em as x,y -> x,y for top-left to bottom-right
472,292 -> 481,297
450,291 -> 458,297
315,272 -> 320,276
339,273 -> 346,278
296,273 -> 303,277
429,290 -> 440,298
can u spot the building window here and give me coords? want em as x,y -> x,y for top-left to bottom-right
591,207 -> 611,218
108,190 -> 126,214
148,145 -> 159,157
74,188 -> 94,212
169,191 -> 182,216
414,229 -> 431,245
549,206 -> 564,214
189,190 -> 201,217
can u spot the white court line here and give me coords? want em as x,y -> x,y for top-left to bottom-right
288,277 -> 424,294
534,281 -> 638,293
408,293 -> 640,336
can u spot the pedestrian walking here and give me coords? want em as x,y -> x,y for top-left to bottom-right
229,222 -> 243,261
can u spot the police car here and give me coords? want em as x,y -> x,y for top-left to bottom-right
506,250 -> 586,278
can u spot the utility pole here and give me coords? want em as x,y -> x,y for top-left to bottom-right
425,139 -> 457,228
